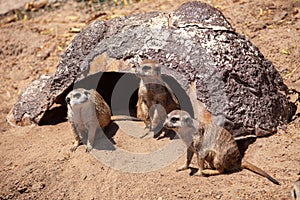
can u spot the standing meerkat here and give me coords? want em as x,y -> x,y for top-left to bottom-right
66,88 -> 139,152
136,59 -> 180,137
292,179 -> 300,200
163,110 -> 280,185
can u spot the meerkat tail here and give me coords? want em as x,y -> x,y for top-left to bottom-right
241,160 -> 280,185
111,115 -> 141,121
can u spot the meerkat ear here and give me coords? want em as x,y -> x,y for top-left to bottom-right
134,62 -> 142,75
134,61 -> 140,69
65,96 -> 70,104
132,56 -> 142,72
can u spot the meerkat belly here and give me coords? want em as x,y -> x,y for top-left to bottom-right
146,88 -> 168,105
72,104 -> 99,129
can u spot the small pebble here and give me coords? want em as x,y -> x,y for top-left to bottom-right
4,161 -> 12,166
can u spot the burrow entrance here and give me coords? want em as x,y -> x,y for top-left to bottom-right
39,72 -> 194,125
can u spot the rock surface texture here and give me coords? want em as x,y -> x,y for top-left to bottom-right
7,1 -> 293,137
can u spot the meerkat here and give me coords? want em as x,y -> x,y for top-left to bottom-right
135,59 -> 180,137
292,179 -> 300,200
66,88 -> 139,152
163,110 -> 280,185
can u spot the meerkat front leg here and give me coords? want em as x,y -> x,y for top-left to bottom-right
137,97 -> 150,128
176,146 -> 194,172
201,154 -> 224,176
70,122 -> 82,152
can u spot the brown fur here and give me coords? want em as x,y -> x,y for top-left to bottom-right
136,59 -> 179,135
164,110 -> 280,185
66,88 -> 111,152
66,88 -> 139,152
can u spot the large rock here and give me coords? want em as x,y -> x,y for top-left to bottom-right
7,1 -> 293,138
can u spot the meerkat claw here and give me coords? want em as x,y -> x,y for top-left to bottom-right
86,145 -> 93,152
70,146 -> 78,152
176,165 -> 189,172
194,170 -> 204,176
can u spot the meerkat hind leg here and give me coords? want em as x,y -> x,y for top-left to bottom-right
86,123 -> 101,152
194,152 -> 208,176
201,169 -> 224,176
199,152 -> 224,176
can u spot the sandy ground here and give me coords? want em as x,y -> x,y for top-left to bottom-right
0,0 -> 299,199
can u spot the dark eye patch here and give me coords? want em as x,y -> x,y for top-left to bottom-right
74,93 -> 81,99
142,65 -> 151,72
171,117 -> 180,123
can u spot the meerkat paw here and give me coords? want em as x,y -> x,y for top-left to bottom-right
86,146 -> 93,152
154,129 -> 166,139
140,130 -> 155,138
194,170 -> 204,176
140,132 -> 150,138
144,124 -> 151,130
86,143 -> 93,152
176,165 -> 189,172
70,146 -> 78,152
70,141 -> 81,152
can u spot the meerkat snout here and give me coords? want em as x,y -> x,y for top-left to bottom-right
163,115 -> 180,129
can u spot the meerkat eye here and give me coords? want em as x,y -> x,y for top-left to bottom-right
171,117 -> 180,123
142,65 -> 151,72
73,93 -> 81,99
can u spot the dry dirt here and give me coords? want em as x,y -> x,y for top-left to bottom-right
0,0 -> 300,199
